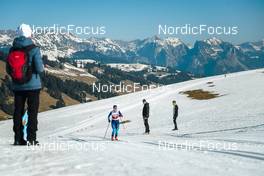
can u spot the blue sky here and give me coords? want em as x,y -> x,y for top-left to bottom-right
1,0 -> 264,44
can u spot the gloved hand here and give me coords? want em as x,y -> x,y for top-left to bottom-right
108,119 -> 111,123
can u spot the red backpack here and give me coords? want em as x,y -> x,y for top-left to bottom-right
6,44 -> 36,84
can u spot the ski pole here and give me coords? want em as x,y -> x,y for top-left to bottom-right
120,116 -> 126,130
103,122 -> 110,139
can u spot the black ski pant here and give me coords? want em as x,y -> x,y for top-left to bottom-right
13,89 -> 40,142
143,117 -> 150,133
173,116 -> 178,130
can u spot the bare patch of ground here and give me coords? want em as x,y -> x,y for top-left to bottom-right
180,89 -> 221,100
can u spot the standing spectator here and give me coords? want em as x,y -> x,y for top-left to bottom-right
142,99 -> 150,134
172,100 -> 179,131
6,24 -> 44,145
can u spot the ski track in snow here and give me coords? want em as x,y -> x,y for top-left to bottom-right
0,69 -> 264,176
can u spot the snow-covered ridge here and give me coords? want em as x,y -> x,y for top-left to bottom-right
165,37 -> 183,47
140,36 -> 184,48
107,63 -> 150,72
204,37 -> 223,46
0,34 -> 11,43
0,30 -> 263,76
1,30 -> 263,56
45,62 -> 96,79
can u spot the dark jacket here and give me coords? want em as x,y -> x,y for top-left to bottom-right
173,104 -> 178,118
8,36 -> 44,91
142,102 -> 149,118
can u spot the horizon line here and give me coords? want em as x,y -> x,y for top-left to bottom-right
0,29 -> 263,46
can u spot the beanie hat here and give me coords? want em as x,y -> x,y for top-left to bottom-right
16,23 -> 32,38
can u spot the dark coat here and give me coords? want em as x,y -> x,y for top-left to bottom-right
142,102 -> 149,118
173,104 -> 178,118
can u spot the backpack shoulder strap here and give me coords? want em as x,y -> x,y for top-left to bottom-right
9,44 -> 37,53
9,46 -> 16,53
23,44 -> 37,68
24,44 -> 37,52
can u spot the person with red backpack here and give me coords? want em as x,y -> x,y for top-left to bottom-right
6,24 -> 44,146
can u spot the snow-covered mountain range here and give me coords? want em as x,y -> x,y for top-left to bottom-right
0,30 -> 263,76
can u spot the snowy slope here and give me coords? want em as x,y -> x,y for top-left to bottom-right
45,63 -> 97,79
107,63 -> 150,72
0,69 -> 264,176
